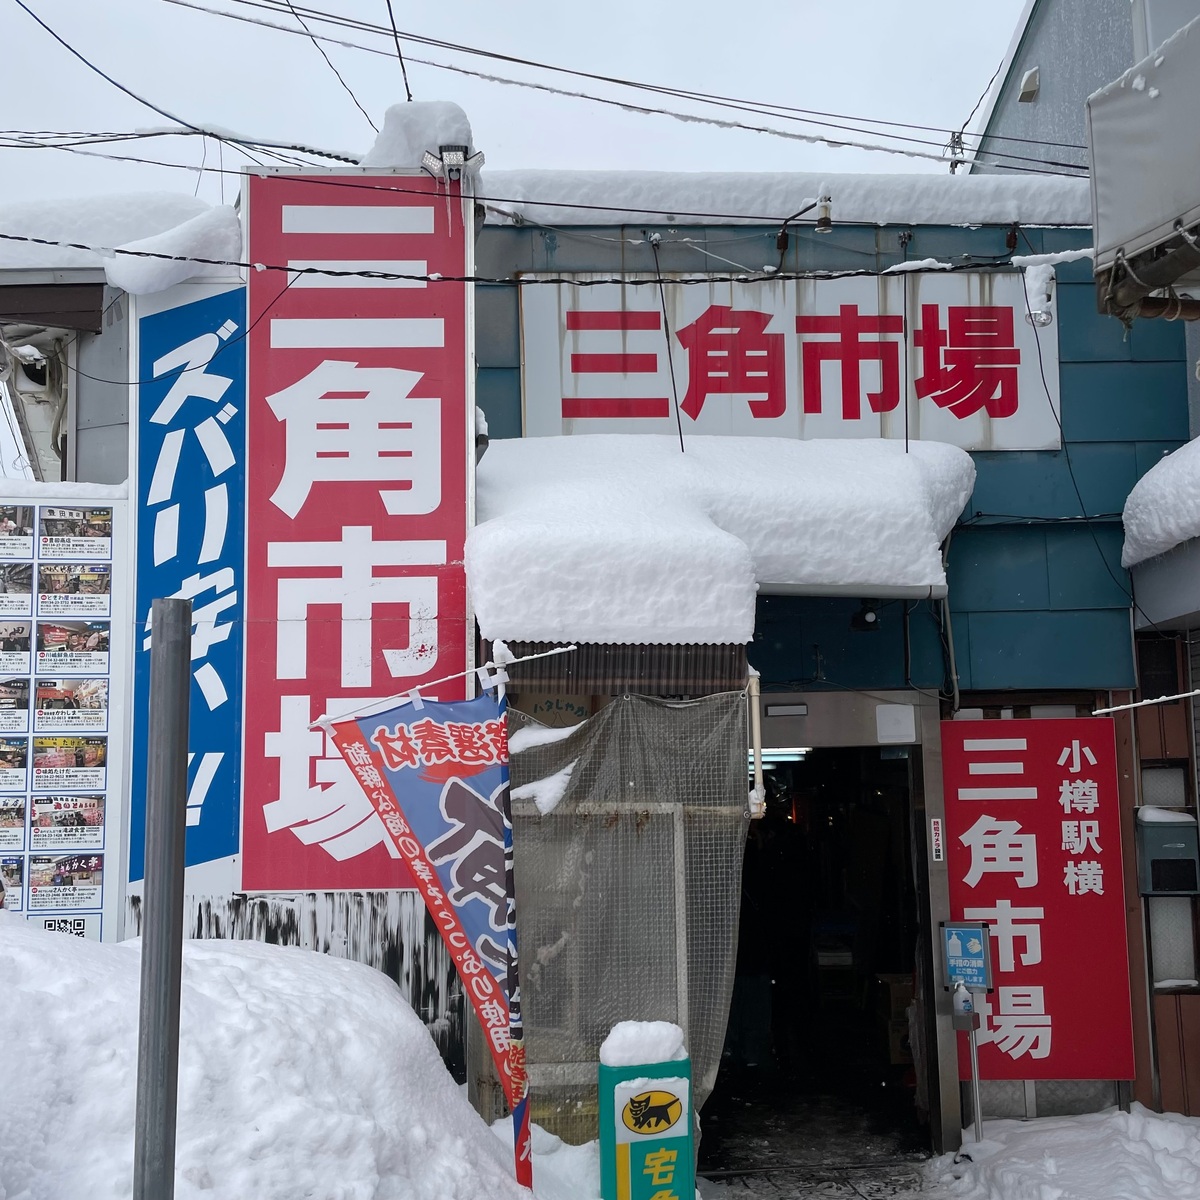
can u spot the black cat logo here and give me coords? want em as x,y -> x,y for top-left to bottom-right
622,1090 -> 682,1133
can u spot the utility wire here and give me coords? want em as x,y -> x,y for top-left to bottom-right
284,0 -> 378,131
382,0 -> 413,102
211,0 -> 1089,153
8,0 -> 334,172
0,225 -> 1043,288
0,135 -> 1092,218
962,57 -> 1006,135
154,0 -> 1089,174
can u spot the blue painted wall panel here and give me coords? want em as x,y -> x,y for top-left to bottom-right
1060,362 -> 1189,442
476,285 -> 520,369
1044,525 -> 1130,610
970,444 -> 1141,521
1130,310 -> 1187,362
963,610 -> 1135,689
476,368 -> 522,441
750,596 -> 944,691
1056,283 -> 1132,362
947,528 -> 1050,611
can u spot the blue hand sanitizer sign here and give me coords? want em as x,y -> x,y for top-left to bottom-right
942,922 -> 992,991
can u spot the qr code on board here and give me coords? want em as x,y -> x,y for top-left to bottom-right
42,918 -> 87,937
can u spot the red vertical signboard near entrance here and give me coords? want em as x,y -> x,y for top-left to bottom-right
243,172 -> 471,890
942,718 -> 1134,1080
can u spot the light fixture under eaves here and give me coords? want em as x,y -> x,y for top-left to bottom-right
765,703 -> 808,718
421,143 -> 485,182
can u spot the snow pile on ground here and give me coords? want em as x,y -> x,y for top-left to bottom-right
928,1106 -> 1200,1199
481,170 -> 1090,227
360,101 -> 474,168
467,435 -> 973,644
0,915 -> 530,1200
1122,439 -> 1200,566
0,194 -> 241,294
491,1118 -> 600,1200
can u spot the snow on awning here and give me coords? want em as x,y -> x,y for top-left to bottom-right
0,194 -> 242,295
466,435 -> 974,646
480,169 -> 1091,228
1122,438 -> 1200,567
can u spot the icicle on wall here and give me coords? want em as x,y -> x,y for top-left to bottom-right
126,890 -> 465,1078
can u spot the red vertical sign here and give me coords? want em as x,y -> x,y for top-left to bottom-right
942,718 -> 1134,1080
243,172 -> 471,890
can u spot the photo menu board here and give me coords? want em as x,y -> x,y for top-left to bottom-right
0,502 -> 121,940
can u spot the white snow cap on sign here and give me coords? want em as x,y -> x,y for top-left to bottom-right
360,101 -> 474,167
467,435 -> 974,645
600,1020 -> 688,1067
1122,438 -> 1200,566
0,193 -> 242,294
481,169 -> 1090,227
0,917 -> 529,1200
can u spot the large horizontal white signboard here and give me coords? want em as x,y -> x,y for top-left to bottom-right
521,271 -> 1060,450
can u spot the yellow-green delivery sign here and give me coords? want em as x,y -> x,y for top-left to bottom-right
609,1075 -> 693,1200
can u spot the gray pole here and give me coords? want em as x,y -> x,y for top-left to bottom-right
968,1025 -> 984,1144
133,597 -> 192,1200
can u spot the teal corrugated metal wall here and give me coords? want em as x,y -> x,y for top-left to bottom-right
474,221 -> 1187,692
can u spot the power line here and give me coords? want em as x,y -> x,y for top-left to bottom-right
220,0 -> 1089,153
154,0 -> 1089,175
8,0 -> 331,172
0,132 -> 1092,221
962,57 -> 1006,136
284,0 -> 378,132
12,0 -> 205,133
0,224 -> 1038,287
382,0 -> 413,103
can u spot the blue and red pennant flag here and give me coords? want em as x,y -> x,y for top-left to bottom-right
331,691 -> 532,1187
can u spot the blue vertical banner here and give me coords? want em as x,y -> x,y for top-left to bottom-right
131,286 -> 246,878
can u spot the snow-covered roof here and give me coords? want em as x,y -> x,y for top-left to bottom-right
1122,437 -> 1200,566
466,435 -> 974,646
479,168 -> 1090,228
0,193 -> 242,295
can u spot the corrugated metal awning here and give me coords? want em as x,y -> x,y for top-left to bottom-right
486,641 -> 747,695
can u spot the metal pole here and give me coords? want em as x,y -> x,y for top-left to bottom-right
133,597 -> 192,1200
968,1024 -> 984,1144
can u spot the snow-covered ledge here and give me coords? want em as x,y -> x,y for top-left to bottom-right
467,435 -> 973,646
1122,439 -> 1200,629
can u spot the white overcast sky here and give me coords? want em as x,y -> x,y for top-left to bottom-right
2,0 -> 1030,205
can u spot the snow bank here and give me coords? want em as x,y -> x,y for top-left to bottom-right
491,1119 -> 600,1200
467,435 -> 973,644
360,101 -> 474,168
0,915 -> 529,1200
929,1105 -> 1200,1199
481,169 -> 1090,227
0,193 -> 241,294
599,1020 -> 688,1067
1123,439 -> 1200,566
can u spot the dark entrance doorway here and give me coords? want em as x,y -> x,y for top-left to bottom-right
699,746 -> 930,1192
